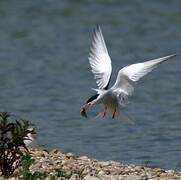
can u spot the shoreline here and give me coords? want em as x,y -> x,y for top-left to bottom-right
9,148 -> 181,180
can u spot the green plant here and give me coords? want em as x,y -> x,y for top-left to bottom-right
20,152 -> 53,180
20,152 -> 73,179
20,152 -> 75,179
20,152 -> 35,179
0,112 -> 32,177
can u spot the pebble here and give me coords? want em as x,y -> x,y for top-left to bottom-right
118,175 -> 142,180
1,148 -> 181,179
102,175 -> 119,180
78,156 -> 90,161
98,170 -> 105,176
83,175 -> 100,180
99,161 -> 110,166
66,152 -> 74,158
51,149 -> 59,154
70,174 -> 80,180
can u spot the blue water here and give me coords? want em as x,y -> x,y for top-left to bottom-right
0,0 -> 181,170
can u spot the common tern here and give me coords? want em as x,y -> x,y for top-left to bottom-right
80,25 -> 176,121
23,127 -> 37,147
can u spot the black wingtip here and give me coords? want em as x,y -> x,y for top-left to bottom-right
166,53 -> 177,59
171,53 -> 177,57
95,24 -> 101,29
94,24 -> 101,34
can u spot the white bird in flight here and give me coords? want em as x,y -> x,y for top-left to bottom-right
80,25 -> 176,122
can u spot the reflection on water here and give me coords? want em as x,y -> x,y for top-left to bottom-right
0,1 -> 181,169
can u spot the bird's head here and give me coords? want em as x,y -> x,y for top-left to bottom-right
80,103 -> 91,118
24,127 -> 37,147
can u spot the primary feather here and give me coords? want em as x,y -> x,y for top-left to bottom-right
112,54 -> 176,96
88,25 -> 112,89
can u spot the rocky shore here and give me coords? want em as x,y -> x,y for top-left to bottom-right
1,148 -> 181,180
10,148 -> 181,180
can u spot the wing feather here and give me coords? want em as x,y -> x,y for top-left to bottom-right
112,54 -> 176,96
88,25 -> 112,89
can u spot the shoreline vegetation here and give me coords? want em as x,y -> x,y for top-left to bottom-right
2,147 -> 181,180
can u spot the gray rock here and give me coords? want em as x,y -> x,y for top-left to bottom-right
78,156 -> 90,161
119,175 -> 142,180
134,166 -> 143,171
100,161 -> 111,166
66,152 -> 74,158
51,149 -> 59,154
98,170 -> 105,176
70,174 -> 80,180
83,175 -> 100,180
101,175 -> 119,180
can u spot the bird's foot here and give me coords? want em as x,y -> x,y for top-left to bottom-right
112,108 -> 116,119
102,111 -> 106,118
99,107 -> 107,118
97,112 -> 106,118
98,111 -> 107,118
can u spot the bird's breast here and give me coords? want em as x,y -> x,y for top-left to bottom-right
102,91 -> 117,108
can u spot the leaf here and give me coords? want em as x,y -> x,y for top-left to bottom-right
0,112 -> 34,177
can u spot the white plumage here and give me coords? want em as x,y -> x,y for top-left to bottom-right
81,25 -> 176,121
112,54 -> 175,96
23,128 -> 37,147
88,25 -> 112,89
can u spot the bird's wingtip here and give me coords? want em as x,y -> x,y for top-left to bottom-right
168,53 -> 177,58
160,53 -> 177,61
95,24 -> 101,30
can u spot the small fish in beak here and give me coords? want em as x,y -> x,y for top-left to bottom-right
80,107 -> 88,118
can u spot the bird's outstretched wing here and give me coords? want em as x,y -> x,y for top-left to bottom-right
112,54 -> 176,96
88,25 -> 112,90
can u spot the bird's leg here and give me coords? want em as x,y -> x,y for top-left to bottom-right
102,106 -> 107,118
97,106 -> 107,118
112,108 -> 116,119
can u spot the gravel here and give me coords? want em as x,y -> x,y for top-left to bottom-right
1,148 -> 180,179
21,148 -> 181,180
